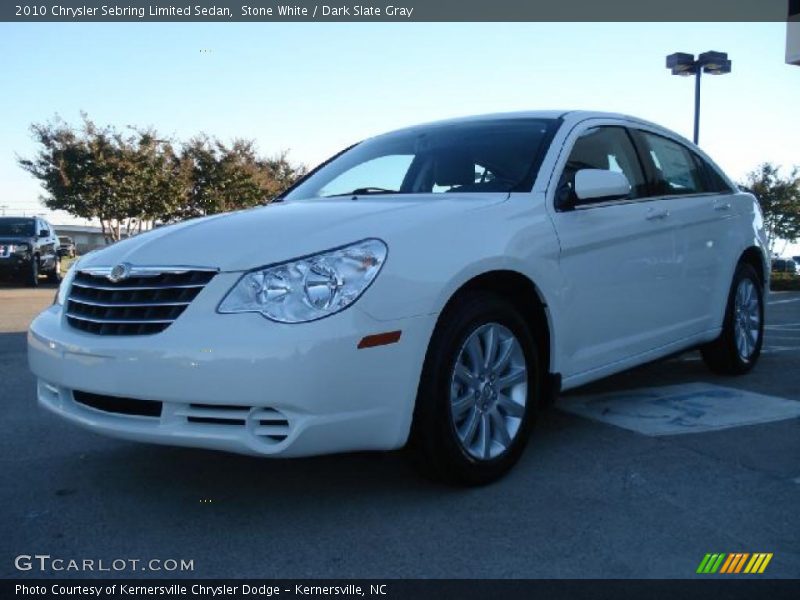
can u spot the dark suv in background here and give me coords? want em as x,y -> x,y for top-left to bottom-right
0,216 -> 61,286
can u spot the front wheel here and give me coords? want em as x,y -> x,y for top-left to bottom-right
25,257 -> 39,288
701,263 -> 764,375
407,292 -> 539,485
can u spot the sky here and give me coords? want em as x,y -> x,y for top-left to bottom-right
0,21 -> 798,253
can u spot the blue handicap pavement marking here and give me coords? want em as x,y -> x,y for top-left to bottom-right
558,383 -> 800,436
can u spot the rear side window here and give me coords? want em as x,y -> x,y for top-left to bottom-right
558,126 -> 648,203
692,154 -> 733,193
639,132 -> 705,195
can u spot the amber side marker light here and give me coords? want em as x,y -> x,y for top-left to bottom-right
358,331 -> 402,349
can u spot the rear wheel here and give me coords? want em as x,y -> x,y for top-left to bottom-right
701,263 -> 764,375
407,292 -> 539,485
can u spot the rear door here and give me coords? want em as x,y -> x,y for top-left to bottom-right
548,122 -> 682,378
630,129 -> 737,335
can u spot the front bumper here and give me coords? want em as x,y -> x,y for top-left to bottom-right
0,255 -> 30,277
28,272 -> 434,457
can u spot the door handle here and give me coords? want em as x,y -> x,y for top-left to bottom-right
714,201 -> 732,211
645,208 -> 670,220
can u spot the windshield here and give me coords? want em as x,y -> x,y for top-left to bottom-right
282,118 -> 558,201
0,218 -> 35,237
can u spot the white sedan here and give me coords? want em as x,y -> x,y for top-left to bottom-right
28,111 -> 769,484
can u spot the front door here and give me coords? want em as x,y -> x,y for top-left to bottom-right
548,124 -> 681,378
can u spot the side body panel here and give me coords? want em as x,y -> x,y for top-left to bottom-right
540,115 -> 764,389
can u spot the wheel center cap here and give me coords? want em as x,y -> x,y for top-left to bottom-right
479,381 -> 497,410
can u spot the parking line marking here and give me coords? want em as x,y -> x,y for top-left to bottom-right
768,298 -> 800,306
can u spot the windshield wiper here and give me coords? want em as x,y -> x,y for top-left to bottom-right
325,187 -> 400,198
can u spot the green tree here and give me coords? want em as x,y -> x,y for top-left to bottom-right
18,114 -> 306,240
18,115 -> 184,242
740,163 -> 800,255
175,136 -> 304,220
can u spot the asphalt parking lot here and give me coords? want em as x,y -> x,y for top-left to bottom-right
1,284 -> 798,579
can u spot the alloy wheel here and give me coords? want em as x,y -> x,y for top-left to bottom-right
449,322 -> 528,460
733,278 -> 760,361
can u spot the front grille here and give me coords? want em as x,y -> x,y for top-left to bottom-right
73,390 -> 162,417
66,268 -> 216,335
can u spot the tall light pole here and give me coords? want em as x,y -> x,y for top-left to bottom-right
666,51 -> 731,145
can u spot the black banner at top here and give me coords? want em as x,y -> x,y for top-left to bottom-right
1,0 -> 794,22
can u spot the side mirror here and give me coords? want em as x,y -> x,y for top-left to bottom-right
574,169 -> 631,204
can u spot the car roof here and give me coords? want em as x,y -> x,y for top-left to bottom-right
377,110 -> 684,143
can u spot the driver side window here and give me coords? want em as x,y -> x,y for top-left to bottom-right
557,126 -> 647,206
318,154 -> 414,197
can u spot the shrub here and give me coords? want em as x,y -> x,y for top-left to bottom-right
770,272 -> 800,291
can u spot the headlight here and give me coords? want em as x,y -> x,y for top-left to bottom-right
55,261 -> 80,306
9,243 -> 29,254
218,239 -> 388,323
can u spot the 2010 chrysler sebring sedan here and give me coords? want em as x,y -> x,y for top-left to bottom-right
28,111 -> 769,484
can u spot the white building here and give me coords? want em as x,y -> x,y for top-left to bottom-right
53,224 -> 115,255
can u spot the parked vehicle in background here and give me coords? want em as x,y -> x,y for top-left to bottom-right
0,216 -> 61,287
28,111 -> 769,484
772,258 -> 798,274
58,236 -> 77,258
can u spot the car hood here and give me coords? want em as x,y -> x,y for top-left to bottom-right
77,194 -> 508,272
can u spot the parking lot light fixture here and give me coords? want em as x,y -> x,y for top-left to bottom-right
666,50 -> 732,144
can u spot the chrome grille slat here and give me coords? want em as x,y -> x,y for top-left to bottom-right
71,281 -> 207,291
68,297 -> 192,308
66,313 -> 175,325
66,267 -> 216,336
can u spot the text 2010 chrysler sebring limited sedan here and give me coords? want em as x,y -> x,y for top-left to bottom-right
28,111 -> 769,484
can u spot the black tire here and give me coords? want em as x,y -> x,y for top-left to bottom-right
47,257 -> 62,284
700,262 -> 764,375
407,291 -> 540,486
25,257 -> 39,288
